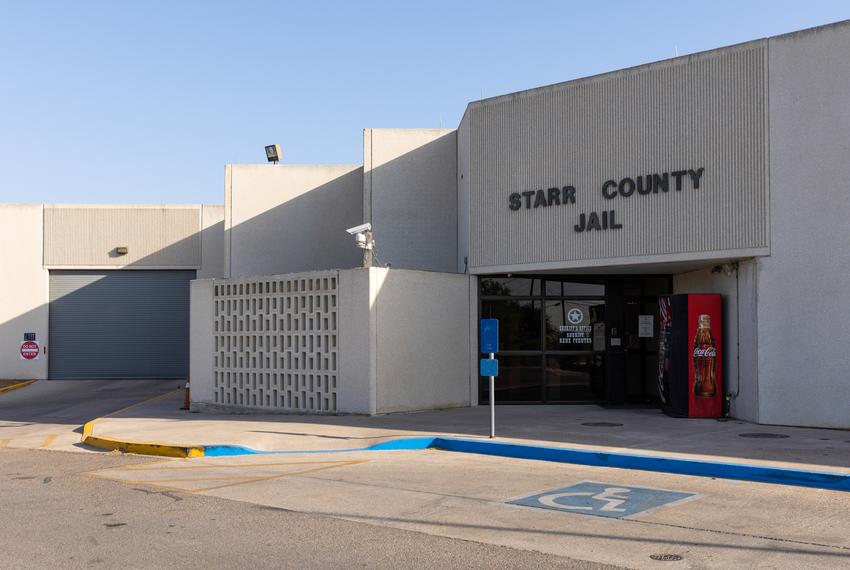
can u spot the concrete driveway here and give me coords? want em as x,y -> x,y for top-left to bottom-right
90,445 -> 850,569
0,379 -> 183,451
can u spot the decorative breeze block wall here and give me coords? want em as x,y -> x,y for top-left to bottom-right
212,271 -> 339,412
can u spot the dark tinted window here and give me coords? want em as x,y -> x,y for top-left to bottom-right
480,277 -> 540,297
544,354 -> 605,401
481,299 -> 541,351
544,281 -> 605,297
481,355 -> 542,403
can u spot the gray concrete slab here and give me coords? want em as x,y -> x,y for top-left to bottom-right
1,448 -> 608,569
0,379 -> 183,451
89,448 -> 850,569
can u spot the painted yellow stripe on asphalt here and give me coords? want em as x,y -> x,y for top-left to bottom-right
111,459 -> 365,472
39,435 -> 59,449
0,380 -> 36,395
0,438 -> 10,449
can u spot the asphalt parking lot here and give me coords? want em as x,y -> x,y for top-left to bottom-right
3,382 -> 850,568
1,448 -> 612,570
88,446 -> 850,568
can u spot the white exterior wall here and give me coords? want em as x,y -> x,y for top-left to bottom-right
199,205 -> 225,279
372,268 -> 471,413
364,129 -> 458,273
190,267 -> 472,415
0,205 -> 48,380
756,23 -> 850,428
460,41 -> 770,274
43,205 -> 203,269
457,113 -> 471,274
673,260 -> 759,422
337,269 -> 374,413
189,279 -> 215,402
224,164 -> 363,278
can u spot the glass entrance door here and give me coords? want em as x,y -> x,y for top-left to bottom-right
479,275 -> 672,405
480,277 -> 606,403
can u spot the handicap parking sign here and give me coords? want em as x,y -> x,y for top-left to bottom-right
508,481 -> 696,519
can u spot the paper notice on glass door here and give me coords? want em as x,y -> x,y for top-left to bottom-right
638,315 -> 654,338
593,323 -> 605,351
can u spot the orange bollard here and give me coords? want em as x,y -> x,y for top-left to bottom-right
181,382 -> 190,410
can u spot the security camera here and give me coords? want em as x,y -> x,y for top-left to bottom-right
346,223 -> 374,251
346,223 -> 372,235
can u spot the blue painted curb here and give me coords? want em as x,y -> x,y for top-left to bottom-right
429,438 -> 850,493
202,437 -> 437,457
200,436 -> 850,493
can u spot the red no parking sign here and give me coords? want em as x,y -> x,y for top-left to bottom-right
20,340 -> 39,360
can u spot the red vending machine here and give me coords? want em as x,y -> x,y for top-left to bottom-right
657,294 -> 722,418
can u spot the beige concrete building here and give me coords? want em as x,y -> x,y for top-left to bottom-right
0,204 -> 223,380
2,21 -> 848,428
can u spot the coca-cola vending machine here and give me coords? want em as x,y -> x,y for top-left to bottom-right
657,294 -> 722,418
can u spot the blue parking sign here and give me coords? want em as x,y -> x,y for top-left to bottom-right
480,358 -> 499,377
480,319 -> 499,354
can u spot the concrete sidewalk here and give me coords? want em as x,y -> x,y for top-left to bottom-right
0,379 -> 183,452
89,391 -> 850,473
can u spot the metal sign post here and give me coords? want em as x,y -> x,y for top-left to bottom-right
489,353 -> 495,438
480,319 -> 499,439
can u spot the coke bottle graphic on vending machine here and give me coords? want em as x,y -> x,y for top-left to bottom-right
693,315 -> 717,397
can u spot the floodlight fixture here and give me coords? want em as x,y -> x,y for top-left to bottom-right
265,144 -> 282,164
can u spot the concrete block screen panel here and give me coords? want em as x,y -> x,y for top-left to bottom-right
211,271 -> 340,412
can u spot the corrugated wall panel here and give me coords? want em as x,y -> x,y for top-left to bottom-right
44,206 -> 201,267
468,42 -> 769,270
48,271 -> 194,379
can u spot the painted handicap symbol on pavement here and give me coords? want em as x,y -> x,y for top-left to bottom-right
508,481 -> 696,519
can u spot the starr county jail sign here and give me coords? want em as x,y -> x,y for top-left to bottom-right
508,481 -> 696,519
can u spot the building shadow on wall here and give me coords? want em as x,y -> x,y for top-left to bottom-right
225,167 -> 364,277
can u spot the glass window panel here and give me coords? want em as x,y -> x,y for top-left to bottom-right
544,280 -> 605,297
480,355 -> 542,403
643,277 -> 672,297
544,354 -> 605,401
481,300 -> 541,351
480,277 -> 540,297
544,300 -> 605,351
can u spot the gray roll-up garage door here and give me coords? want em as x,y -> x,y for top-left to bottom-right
49,270 -> 195,379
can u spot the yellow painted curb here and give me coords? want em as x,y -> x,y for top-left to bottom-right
81,419 -> 205,458
0,379 -> 36,395
79,389 -> 205,458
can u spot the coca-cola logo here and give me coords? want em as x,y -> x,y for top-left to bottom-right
693,347 -> 717,358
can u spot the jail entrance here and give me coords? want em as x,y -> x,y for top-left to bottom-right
479,275 -> 672,404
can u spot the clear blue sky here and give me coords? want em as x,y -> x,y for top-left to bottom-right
1,1 -> 848,204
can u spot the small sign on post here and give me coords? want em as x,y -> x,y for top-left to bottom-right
480,319 -> 499,354
479,319 -> 499,438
